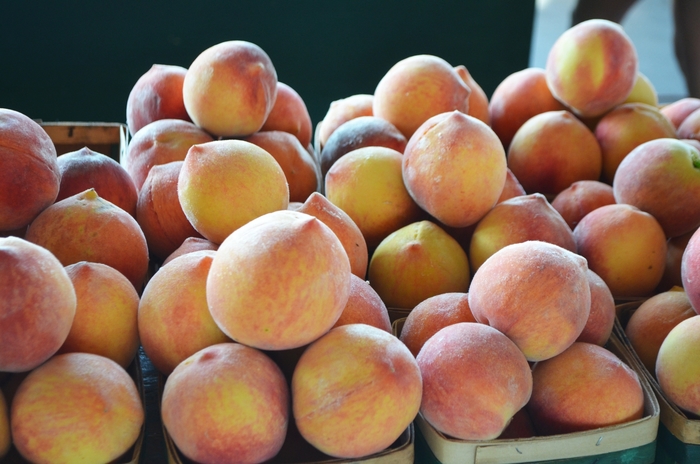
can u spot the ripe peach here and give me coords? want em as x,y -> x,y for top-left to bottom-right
681,226 -> 700,313
551,180 -> 616,230
657,229 -> 695,292
624,72 -> 658,107
417,322 -> 532,440
161,236 -> 218,267
162,343 -> 289,464
577,269 -> 616,346
661,97 -> 700,129
0,108 -> 60,232
177,139 -> 289,245
332,274 -> 391,333
0,237 -> 76,372
403,111 -> 507,228
678,108 -> 700,141
469,241 -> 591,362
317,94 -> 374,150
261,81 -> 312,148
656,315 -> 700,415
183,40 -> 277,137
11,353 -> 144,464
454,64 -> 490,125
292,324 -> 422,458
373,54 -> 470,139
498,408 -> 536,439
498,168 -> 527,203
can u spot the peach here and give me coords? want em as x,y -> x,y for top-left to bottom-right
325,146 -> 422,250
207,210 -> 351,350
489,67 -> 567,150
661,97 -> 700,129
261,81 -> 312,148
624,72 -> 658,107
183,40 -> 277,137
656,315 -> 700,415
614,138 -> 700,238
161,343 -> 289,464
498,408 -> 536,439
0,393 -> 8,459
368,220 -> 470,310
0,237 -> 76,372
178,139 -> 289,245
469,241 -> 590,362
468,193 -> 576,273
138,250 -> 231,376
403,111 -> 507,228
25,188 -> 150,291
125,63 -> 191,136
545,19 -> 638,118
294,192 -> 368,278
11,353 -> 144,464
0,108 -> 60,232
498,168 -> 527,203
595,103 -> 677,183
507,110 -> 602,196
417,322 -> 532,440
122,118 -> 214,192
577,269 -> 616,346
332,274 -> 391,333
678,108 -> 700,141
292,324 -> 422,458
399,292 -> 476,357
551,180 -> 616,230
527,342 -> 645,435
161,236 -> 218,267
573,204 -> 667,298
454,64 -> 490,125
319,115 -> 407,176
657,229 -> 695,292
373,54 -> 470,139
681,226 -> 700,313
317,93 -> 374,150
57,262 -> 140,368
56,147 -> 138,217
243,130 -> 320,203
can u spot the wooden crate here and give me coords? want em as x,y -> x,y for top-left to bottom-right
39,121 -> 128,163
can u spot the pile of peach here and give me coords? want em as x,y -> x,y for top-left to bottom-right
2,16 -> 700,464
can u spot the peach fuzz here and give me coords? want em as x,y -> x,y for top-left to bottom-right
183,40 -> 277,137
551,180 -> 615,230
368,220 -> 470,310
24,188 -> 150,291
11,353 -> 144,464
162,236 -> 218,267
294,192 -> 368,279
292,324 -> 422,458
624,72 -> 658,107
574,204 -> 667,298
0,237 -> 76,373
57,262 -> 140,369
656,315 -> 700,415
399,292 -> 476,357
545,19 -> 638,118
489,67 -> 567,150
403,111 -> 507,228
660,97 -> 700,129
417,322 -> 532,440
0,108 -> 60,232
122,118 -> 213,193
468,193 -> 576,274
139,251 -> 230,376
577,269 -> 616,346
0,394 -> 8,459
316,94 -> 374,151
162,343 -> 289,464
469,241 -> 591,362
325,146 -> 422,250
507,110 -> 602,196
207,210 -> 351,350
454,64 -> 490,125
261,81 -> 312,148
178,139 -> 289,245
125,63 -> 191,136
527,342 -> 644,435
332,274 -> 391,333
373,54 -> 470,139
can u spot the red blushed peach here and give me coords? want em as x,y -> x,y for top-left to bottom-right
178,139 -> 289,245
57,262 -> 140,369
24,188 -> 150,291
489,67 -> 567,151
399,292 -> 475,357
125,64 -> 191,136
661,97 -> 700,129
373,54 -> 470,139
292,324 -> 422,458
546,19 -> 638,118
454,65 -> 490,125
678,108 -> 700,141
417,322 -> 533,440
332,274 -> 391,333
122,118 -> 214,192
403,111 -> 507,228
469,241 -> 591,362
682,227 -> 700,313
11,353 -> 144,464
527,342 -> 645,435
507,110 -> 602,196
261,82 -> 312,148
162,236 -> 218,267
577,269 -> 615,346
183,40 -> 277,137
162,343 -> 289,464
0,108 -> 60,232
0,237 -> 76,373
498,168 -> 527,203
551,180 -> 616,230
498,408 -> 536,439
656,315 -> 700,416
0,393 -> 8,459
317,94 -> 374,150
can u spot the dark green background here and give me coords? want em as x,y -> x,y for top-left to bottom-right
1,1 -> 535,129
